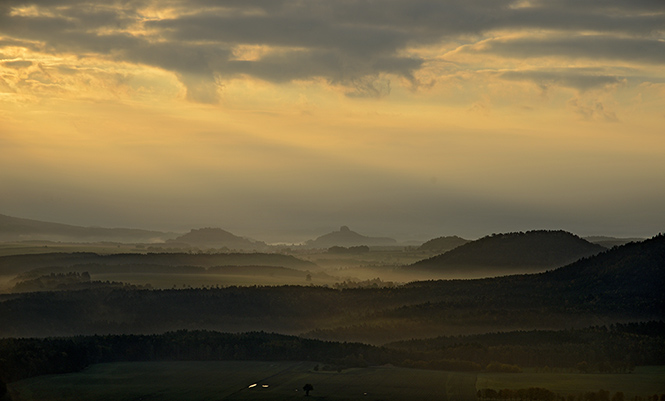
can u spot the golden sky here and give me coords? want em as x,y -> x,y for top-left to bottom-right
1,0 -> 664,242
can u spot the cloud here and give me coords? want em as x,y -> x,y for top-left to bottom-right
0,76 -> 15,93
2,60 -> 33,69
466,35 -> 665,65
0,0 -> 663,102
344,75 -> 392,98
499,69 -> 625,92
567,97 -> 619,122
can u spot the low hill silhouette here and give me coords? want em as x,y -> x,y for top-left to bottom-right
0,236 -> 662,341
167,228 -> 268,250
418,236 -> 470,253
402,234 -> 664,316
305,226 -> 397,248
0,214 -> 176,243
0,252 -> 318,276
539,234 -> 665,297
584,236 -> 646,248
410,230 -> 605,274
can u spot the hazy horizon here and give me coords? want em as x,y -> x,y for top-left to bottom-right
1,0 -> 663,244
1,212 -> 658,245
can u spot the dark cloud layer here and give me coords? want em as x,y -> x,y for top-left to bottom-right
472,36 -> 665,65
1,0 -> 663,101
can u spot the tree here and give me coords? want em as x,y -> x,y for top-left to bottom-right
576,361 -> 590,373
0,379 -> 8,401
303,383 -> 314,396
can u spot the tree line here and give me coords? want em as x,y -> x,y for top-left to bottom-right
386,323 -> 665,372
478,388 -> 665,401
0,330 -> 401,383
1,323 -> 663,385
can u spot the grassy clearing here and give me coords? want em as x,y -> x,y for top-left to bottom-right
476,366 -> 665,399
8,361 -> 477,401
8,361 -> 664,401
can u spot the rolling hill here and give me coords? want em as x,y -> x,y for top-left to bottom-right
305,226 -> 397,248
166,227 -> 268,250
409,230 -> 606,274
0,235 -> 662,341
0,251 -> 319,276
418,235 -> 470,253
0,214 -> 176,243
539,233 -> 665,296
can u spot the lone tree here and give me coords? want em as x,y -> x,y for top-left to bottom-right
303,383 -> 314,396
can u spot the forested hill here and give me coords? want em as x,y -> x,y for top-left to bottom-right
410,230 -> 605,271
538,233 -> 665,295
403,234 -> 665,316
1,324 -> 663,384
0,252 -> 318,275
385,322 -> 665,371
0,236 -> 661,342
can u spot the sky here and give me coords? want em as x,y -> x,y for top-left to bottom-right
1,0 -> 664,243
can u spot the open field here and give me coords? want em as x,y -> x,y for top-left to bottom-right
8,361 -> 664,401
476,366 -> 665,399
7,361 -> 476,401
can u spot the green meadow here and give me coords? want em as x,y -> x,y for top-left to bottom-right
8,362 -> 664,401
7,361 -> 475,401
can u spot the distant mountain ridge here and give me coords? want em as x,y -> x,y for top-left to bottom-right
305,226 -> 397,248
411,230 -> 606,273
418,236 -> 470,253
584,236 -> 646,248
0,214 -> 176,243
167,228 -> 268,250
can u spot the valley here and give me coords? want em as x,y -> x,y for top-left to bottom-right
0,216 -> 662,401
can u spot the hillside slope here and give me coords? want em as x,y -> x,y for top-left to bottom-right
167,228 -> 268,250
538,234 -> 665,303
305,226 -> 397,248
0,214 -> 175,243
410,230 -> 605,273
402,234 -> 665,317
0,236 -> 662,342
0,252 -> 319,276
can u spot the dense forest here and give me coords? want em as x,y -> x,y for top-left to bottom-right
386,322 -> 665,371
1,323 -> 663,384
0,236 -> 662,342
